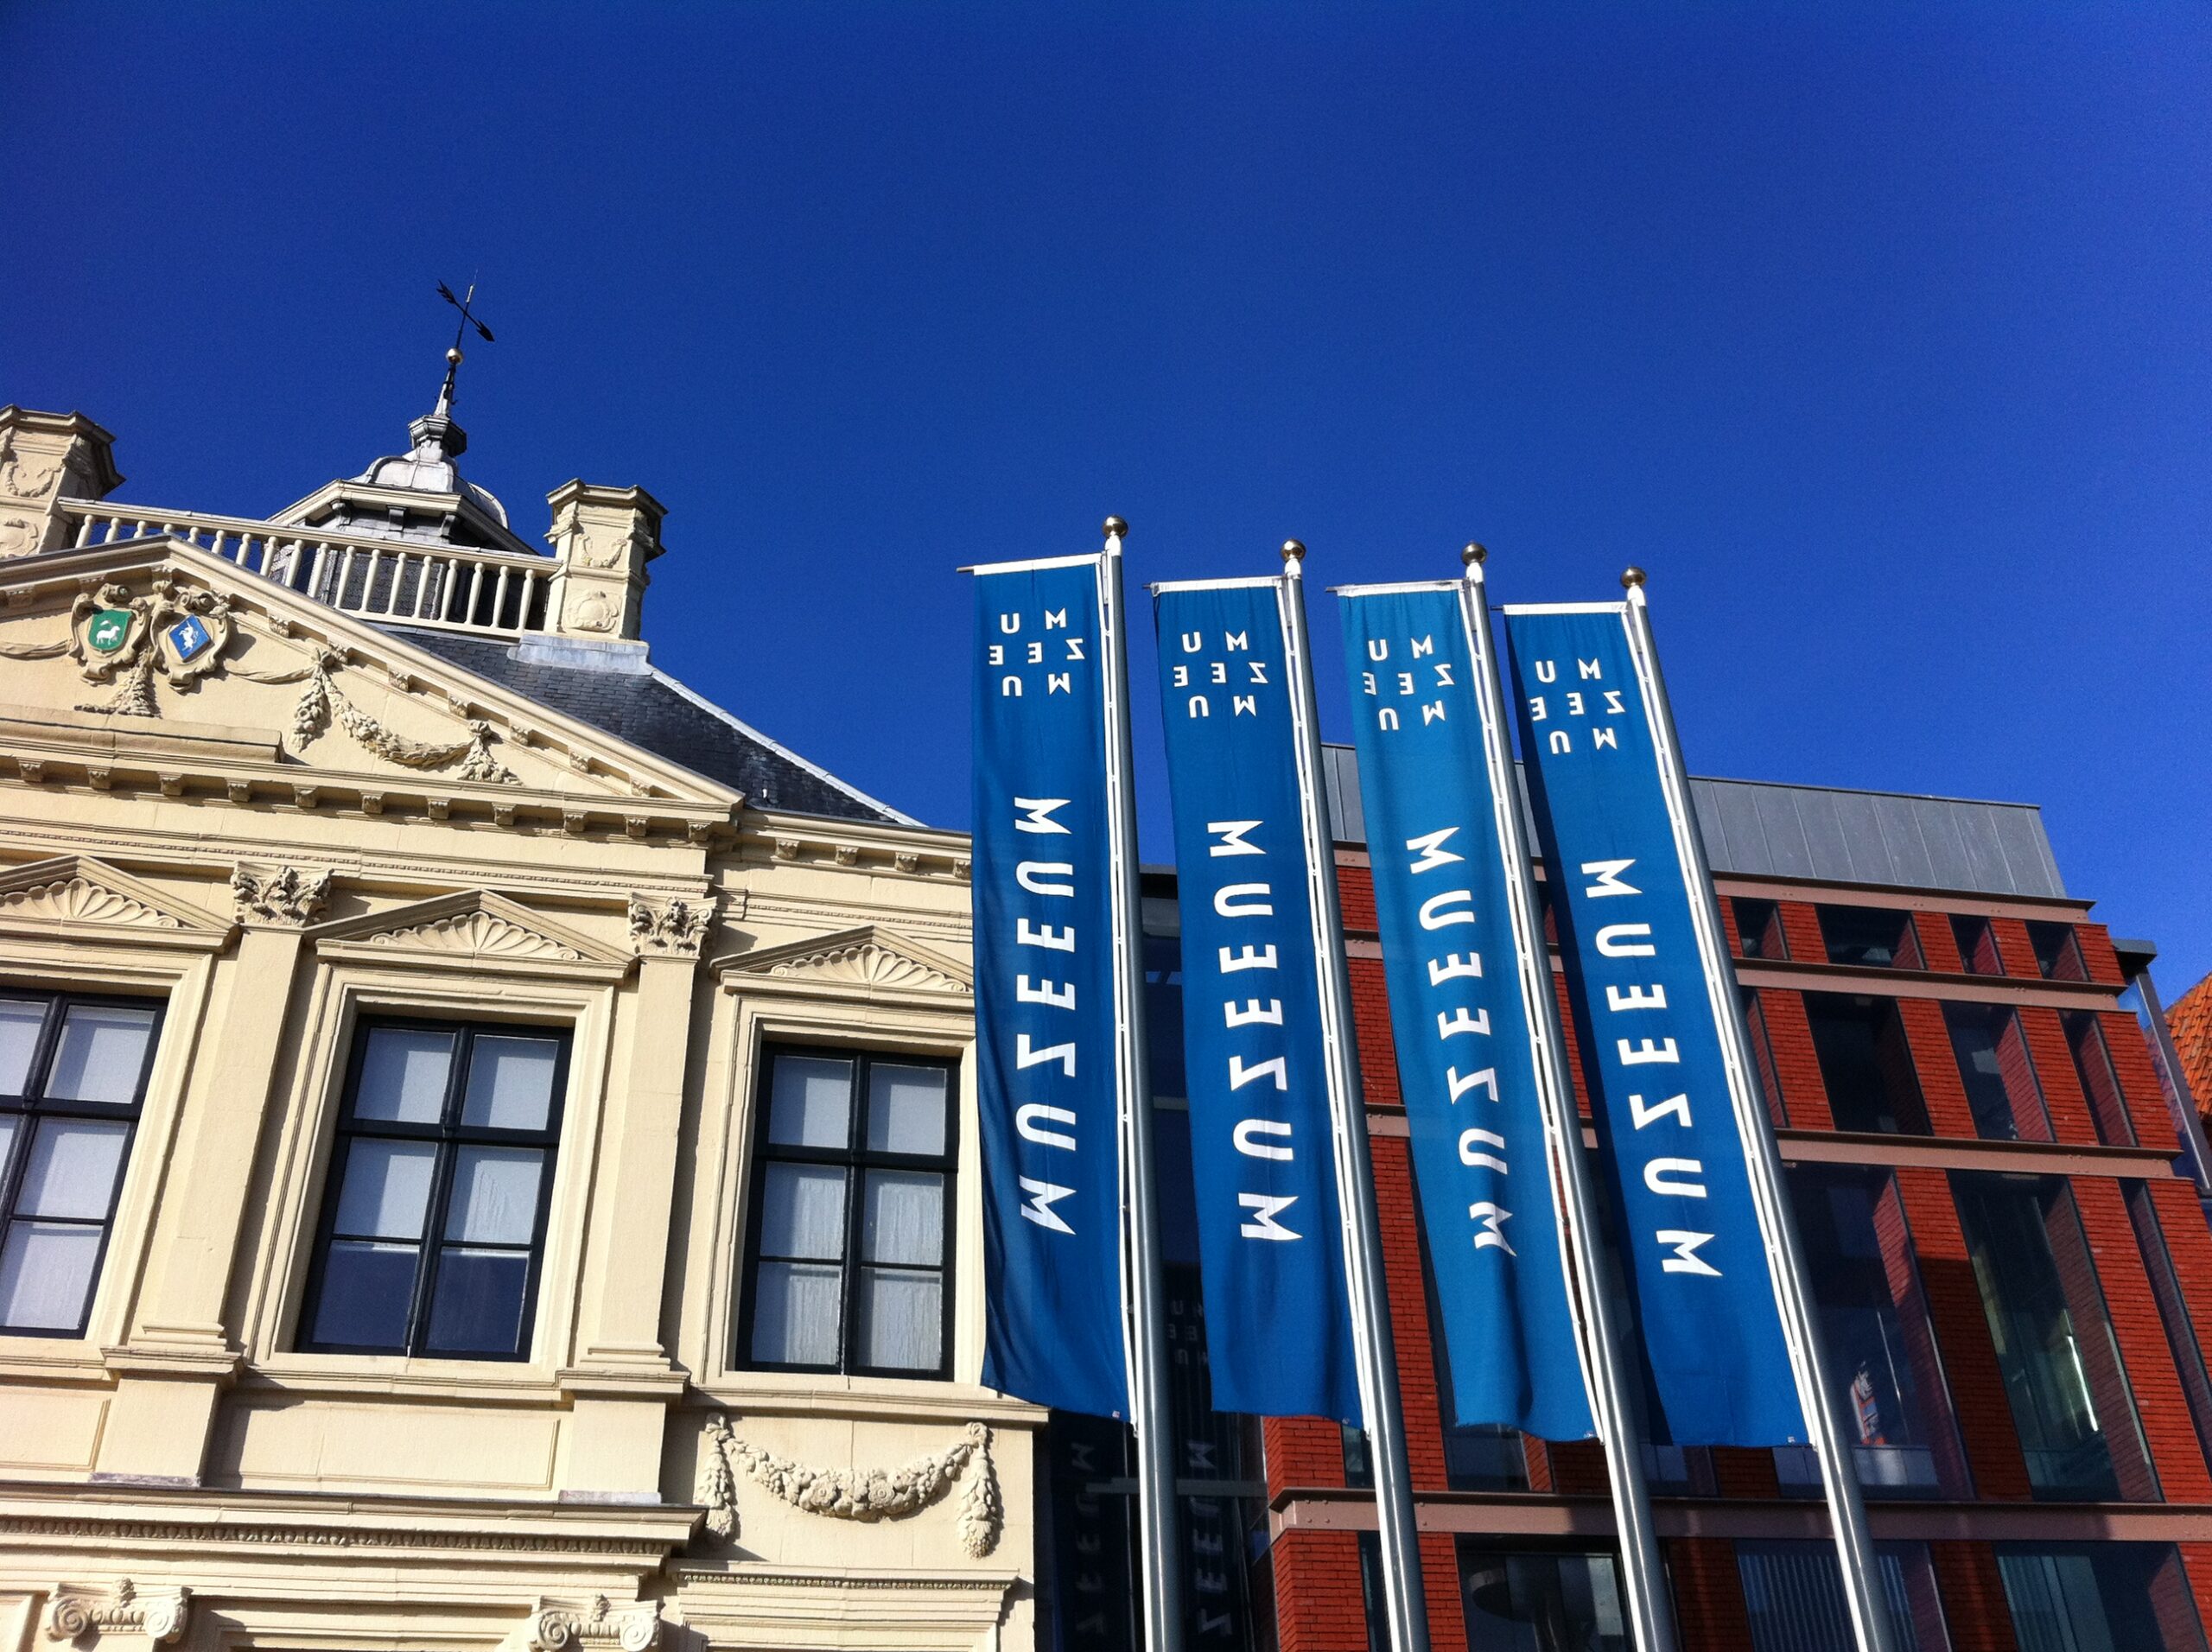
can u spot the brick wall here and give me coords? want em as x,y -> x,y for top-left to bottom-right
2017,1007 -> 2096,1145
1271,1532 -> 1368,1652
2075,923 -> 2128,988
1666,1538 -> 1753,1652
1897,998 -> 1979,1138
1778,901 -> 1827,965
1756,988 -> 1834,1130
1929,1541 -> 2019,1652
1987,917 -> 2044,982
2106,1007 -> 2183,1152
1915,911 -> 1966,974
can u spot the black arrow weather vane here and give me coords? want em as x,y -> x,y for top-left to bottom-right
433,279 -> 494,414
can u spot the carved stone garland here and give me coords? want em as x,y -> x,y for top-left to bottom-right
232,648 -> 518,785
694,1413 -> 1001,1558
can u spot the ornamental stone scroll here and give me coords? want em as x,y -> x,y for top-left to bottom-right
524,1595 -> 662,1652
45,1581 -> 191,1646
693,1414 -> 1002,1559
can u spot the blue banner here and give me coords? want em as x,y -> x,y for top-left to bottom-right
1503,607 -> 1805,1446
1338,587 -> 1594,1441
1153,581 -> 1359,1422
973,557 -> 1128,1418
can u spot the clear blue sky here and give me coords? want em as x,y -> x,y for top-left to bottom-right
6,6 -> 2208,987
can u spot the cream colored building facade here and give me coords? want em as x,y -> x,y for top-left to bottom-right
0,403 -> 1033,1652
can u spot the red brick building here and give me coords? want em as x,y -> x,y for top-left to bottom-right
1244,761 -> 2212,1652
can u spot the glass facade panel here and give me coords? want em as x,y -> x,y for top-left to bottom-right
1458,1541 -> 1627,1652
2025,922 -> 2088,983
1952,1172 -> 2158,1500
1804,993 -> 1931,1134
2062,1012 -> 2134,1147
1952,914 -> 2005,975
1734,899 -> 1786,960
1819,906 -> 1923,969
42,1005 -> 156,1103
1997,1543 -> 2208,1652
1737,1541 -> 1948,1652
1945,1003 -> 2053,1142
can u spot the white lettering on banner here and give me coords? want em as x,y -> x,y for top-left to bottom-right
1240,1193 -> 1300,1240
1017,1104 -> 1078,1151
1438,1007 -> 1491,1039
1618,1037 -> 1681,1065
1017,918 -> 1075,951
1405,827 -> 1464,874
1645,1159 -> 1708,1198
1429,952 -> 1483,984
1580,658 -> 1603,679
1216,883 -> 1274,918
1046,608 -> 1067,629
1658,1230 -> 1721,1276
1581,858 -> 1640,897
1468,1203 -> 1516,1253
1233,1119 -> 1294,1160
1017,1034 -> 1077,1077
1596,923 -> 1656,956
1419,889 -> 1476,929
1606,982 -> 1667,1012
1014,797 -> 1071,834
1019,1178 -> 1077,1232
1229,1054 -> 1287,1091
1630,1091 -> 1694,1129
1448,1066 -> 1498,1104
1209,820 -> 1263,857
1017,975 -> 1077,1009
1459,1128 -> 1508,1172
1220,944 -> 1278,972
1018,861 -> 1075,897
1225,998 -> 1283,1026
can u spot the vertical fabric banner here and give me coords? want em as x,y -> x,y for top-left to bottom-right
1503,606 -> 1806,1446
1337,586 -> 1595,1441
1152,580 -> 1359,1422
973,556 -> 1128,1418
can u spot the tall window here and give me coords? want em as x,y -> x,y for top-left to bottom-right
2062,1011 -> 2134,1147
1803,993 -> 1930,1134
741,1047 -> 957,1377
1458,1541 -> 1627,1652
1782,1166 -> 1969,1498
1944,1003 -> 2052,1142
1995,1544 -> 2208,1651
0,992 -> 162,1337
2125,1183 -> 2212,1476
1950,915 -> 2004,976
1952,1172 -> 2159,1501
302,1020 -> 568,1359
1818,906 -> 1923,970
1736,1541 -> 1950,1652
2024,921 -> 2088,983
1734,898 -> 1786,961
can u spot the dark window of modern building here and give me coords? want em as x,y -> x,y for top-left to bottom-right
2062,1010 -> 2135,1147
1943,1003 -> 2053,1142
1951,1171 -> 2160,1501
1950,914 -> 2004,976
1818,906 -> 1923,970
302,1021 -> 568,1359
2025,921 -> 2089,983
740,1047 -> 957,1377
0,992 -> 162,1337
1445,1423 -> 1529,1493
1742,989 -> 1789,1128
1734,898 -> 1786,961
1459,1540 -> 1628,1652
1995,1543 -> 2209,1651
1803,994 -> 1931,1134
1783,1166 -> 1970,1498
1357,1530 -> 1386,1652
2125,1183 -> 2212,1477
1735,1541 -> 1950,1652
1341,1423 -> 1373,1489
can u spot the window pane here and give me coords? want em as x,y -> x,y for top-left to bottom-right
1458,1547 -> 1628,1652
0,1221 -> 103,1330
423,1247 -> 531,1356
44,1005 -> 156,1102
16,1120 -> 129,1220
331,1140 -> 439,1239
0,1116 -> 16,1191
0,1000 -> 45,1096
355,1027 -> 454,1122
863,1170 -> 944,1266
1952,915 -> 2003,975
1805,994 -> 1930,1135
2064,1012 -> 2134,1147
461,1036 -> 559,1130
1946,1004 -> 2051,1142
1820,906 -> 1916,969
857,1267 -> 941,1370
767,1054 -> 852,1147
751,1260 -> 842,1364
866,1063 -> 949,1155
1738,1541 -> 1948,1652
1998,1544 -> 2209,1652
760,1163 -> 847,1260
310,1239 -> 420,1348
444,1147 -> 543,1245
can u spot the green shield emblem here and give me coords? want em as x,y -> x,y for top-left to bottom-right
86,609 -> 132,654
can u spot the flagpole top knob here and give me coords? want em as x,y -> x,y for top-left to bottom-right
1621,566 -> 1646,589
1281,538 -> 1306,563
1462,542 -> 1487,567
1103,516 -> 1128,540
447,347 -> 463,365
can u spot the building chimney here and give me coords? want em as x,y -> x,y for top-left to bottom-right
543,481 -> 666,642
0,408 -> 123,560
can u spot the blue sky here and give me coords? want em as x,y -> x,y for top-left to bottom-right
6,5 -> 2209,986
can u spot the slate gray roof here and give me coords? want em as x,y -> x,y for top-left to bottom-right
385,626 -> 912,826
1318,744 -> 2064,900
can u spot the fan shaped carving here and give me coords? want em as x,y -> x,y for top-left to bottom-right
364,910 -> 587,962
0,875 -> 185,930
766,941 -> 969,993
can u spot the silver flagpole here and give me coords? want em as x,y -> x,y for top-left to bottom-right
1459,544 -> 1678,1652
1099,516 -> 1185,1652
1618,569 -> 1897,1652
1279,539 -> 1432,1652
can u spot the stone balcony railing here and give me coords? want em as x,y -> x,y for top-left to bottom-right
58,499 -> 556,637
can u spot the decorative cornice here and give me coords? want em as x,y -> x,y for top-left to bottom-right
526,1596 -> 662,1652
45,1580 -> 191,1645
0,1513 -> 671,1560
308,889 -> 629,975
230,863 -> 332,928
626,893 -> 714,959
3,875 -> 181,931
0,854 -> 232,949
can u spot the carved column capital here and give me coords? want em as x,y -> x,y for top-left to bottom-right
526,1595 -> 661,1652
626,893 -> 713,959
230,863 -> 333,927
46,1580 -> 191,1645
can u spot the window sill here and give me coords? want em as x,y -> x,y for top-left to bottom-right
238,1352 -> 572,1403
691,1369 -> 1045,1425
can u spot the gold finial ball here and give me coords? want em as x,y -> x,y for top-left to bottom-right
1281,538 -> 1306,563
1462,541 -> 1488,567
447,346 -> 464,365
1103,516 -> 1128,539
1621,566 -> 1646,589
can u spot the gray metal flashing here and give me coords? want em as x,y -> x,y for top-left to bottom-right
645,665 -> 922,826
1319,743 -> 2065,900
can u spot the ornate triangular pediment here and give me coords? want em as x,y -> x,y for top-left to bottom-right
311,890 -> 630,975
715,925 -> 972,995
0,854 -> 232,950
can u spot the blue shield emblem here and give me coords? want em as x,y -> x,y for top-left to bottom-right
166,616 -> 212,662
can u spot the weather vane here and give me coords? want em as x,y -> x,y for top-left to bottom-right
433,278 -> 495,416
